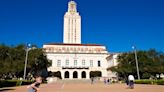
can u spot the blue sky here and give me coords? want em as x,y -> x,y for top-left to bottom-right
0,0 -> 164,52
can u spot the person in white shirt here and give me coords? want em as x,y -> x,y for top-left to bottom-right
128,75 -> 135,89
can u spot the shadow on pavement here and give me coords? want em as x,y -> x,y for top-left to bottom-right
0,88 -> 15,92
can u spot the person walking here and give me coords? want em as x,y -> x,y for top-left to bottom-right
107,78 -> 111,85
27,76 -> 42,92
125,77 -> 129,86
128,75 -> 135,89
91,77 -> 94,84
104,78 -> 107,85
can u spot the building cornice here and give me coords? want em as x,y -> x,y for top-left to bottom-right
44,43 -> 104,46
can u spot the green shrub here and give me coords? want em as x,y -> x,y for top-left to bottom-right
135,79 -> 164,85
135,79 -> 153,84
16,80 -> 22,86
155,80 -> 164,85
142,73 -> 151,79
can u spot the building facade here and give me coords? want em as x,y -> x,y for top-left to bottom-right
43,44 -> 109,79
43,1 -> 117,80
106,53 -> 119,79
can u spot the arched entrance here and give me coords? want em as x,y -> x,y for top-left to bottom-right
89,71 -> 102,78
81,71 -> 86,78
65,71 -> 69,78
73,71 -> 78,78
49,71 -> 62,79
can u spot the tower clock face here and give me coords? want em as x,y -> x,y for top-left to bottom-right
71,4 -> 74,10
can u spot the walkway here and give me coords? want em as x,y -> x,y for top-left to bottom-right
1,81 -> 164,92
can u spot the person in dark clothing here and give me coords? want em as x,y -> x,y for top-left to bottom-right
125,78 -> 129,86
107,79 -> 110,84
91,77 -> 94,84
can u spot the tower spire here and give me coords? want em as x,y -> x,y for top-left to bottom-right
68,0 -> 77,13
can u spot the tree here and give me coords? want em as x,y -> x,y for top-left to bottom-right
0,44 -> 51,79
28,48 -> 51,78
109,49 -> 164,80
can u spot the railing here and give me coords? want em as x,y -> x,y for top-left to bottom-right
62,66 -> 89,69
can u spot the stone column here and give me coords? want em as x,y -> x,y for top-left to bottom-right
61,71 -> 65,80
70,70 -> 73,79
102,69 -> 108,77
86,71 -> 90,79
78,70 -> 81,79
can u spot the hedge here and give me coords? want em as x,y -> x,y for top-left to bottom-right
0,80 -> 33,88
154,80 -> 164,85
135,79 -> 164,85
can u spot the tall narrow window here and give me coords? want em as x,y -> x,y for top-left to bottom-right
57,60 -> 61,67
98,61 -> 101,67
82,60 -> 85,66
74,60 -> 77,66
90,60 -> 93,67
66,60 -> 69,66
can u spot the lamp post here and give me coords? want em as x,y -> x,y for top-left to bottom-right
132,46 -> 140,80
23,43 -> 31,80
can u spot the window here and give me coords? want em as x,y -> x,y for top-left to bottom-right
57,60 -> 61,67
74,60 -> 77,66
90,60 -> 93,67
82,60 -> 85,66
66,60 -> 69,66
98,61 -> 101,67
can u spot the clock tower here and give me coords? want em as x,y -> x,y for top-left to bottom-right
63,1 -> 81,44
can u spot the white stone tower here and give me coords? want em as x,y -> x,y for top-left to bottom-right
63,1 -> 81,44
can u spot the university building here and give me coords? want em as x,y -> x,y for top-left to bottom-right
43,1 -> 117,80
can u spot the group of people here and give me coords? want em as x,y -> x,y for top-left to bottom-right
104,78 -> 111,85
90,77 -> 111,85
27,75 -> 135,92
90,75 -> 135,89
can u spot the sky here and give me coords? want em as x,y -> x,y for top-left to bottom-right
0,0 -> 164,52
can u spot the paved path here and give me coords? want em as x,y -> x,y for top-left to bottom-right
1,81 -> 164,92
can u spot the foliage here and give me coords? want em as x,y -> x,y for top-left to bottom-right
108,49 -> 164,79
135,79 -> 164,85
155,80 -> 164,85
135,79 -> 153,84
0,44 -> 51,79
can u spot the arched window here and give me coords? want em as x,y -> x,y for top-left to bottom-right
73,71 -> 78,78
81,71 -> 86,78
65,71 -> 69,78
